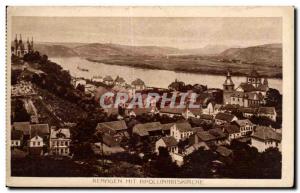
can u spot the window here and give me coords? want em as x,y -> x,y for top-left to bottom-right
65,141 -> 68,146
37,142 -> 40,146
33,142 -> 36,146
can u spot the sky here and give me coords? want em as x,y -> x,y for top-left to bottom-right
11,17 -> 282,49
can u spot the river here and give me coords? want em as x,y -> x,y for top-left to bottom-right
50,57 -> 282,93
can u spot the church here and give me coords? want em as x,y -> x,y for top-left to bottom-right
223,69 -> 269,108
11,34 -> 34,57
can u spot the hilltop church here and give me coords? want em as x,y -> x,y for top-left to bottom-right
11,34 -> 34,57
223,69 -> 269,107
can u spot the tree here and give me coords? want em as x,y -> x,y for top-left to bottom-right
258,147 -> 282,178
150,147 -> 179,177
179,147 -> 216,178
11,69 -> 22,85
12,99 -> 30,122
265,88 -> 282,107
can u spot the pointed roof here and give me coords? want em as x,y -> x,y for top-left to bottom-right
252,126 -> 281,142
30,124 -> 50,138
131,78 -> 145,86
223,71 -> 234,86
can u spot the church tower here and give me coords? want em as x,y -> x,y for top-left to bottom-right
223,71 -> 235,105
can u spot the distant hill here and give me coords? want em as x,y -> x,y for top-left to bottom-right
218,43 -> 282,66
33,42 -> 283,68
34,43 -> 79,57
182,45 -> 232,56
73,43 -> 180,57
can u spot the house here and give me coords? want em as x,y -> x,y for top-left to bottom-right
170,122 -> 193,142
12,122 -> 31,143
215,112 -> 237,125
103,76 -> 114,85
94,121 -> 128,154
49,127 -> 71,156
199,114 -> 214,124
93,134 -> 125,155
185,142 -> 210,155
28,124 -> 50,156
208,128 -> 228,145
189,131 -> 216,147
132,122 -> 162,138
161,123 -> 175,136
223,124 -> 241,141
257,107 -> 277,121
159,107 -> 185,118
114,76 -> 126,86
131,78 -> 146,90
155,136 -> 178,154
95,120 -> 129,145
233,119 -> 255,137
219,104 -> 239,113
251,126 -> 282,152
11,129 -> 23,147
230,91 -> 264,108
91,75 -> 103,83
239,107 -> 258,118
183,108 -> 202,119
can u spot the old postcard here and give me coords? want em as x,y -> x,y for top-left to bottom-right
6,6 -> 294,187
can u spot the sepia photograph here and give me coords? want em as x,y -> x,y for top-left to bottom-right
6,6 -> 294,187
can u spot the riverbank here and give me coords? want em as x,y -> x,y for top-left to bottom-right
86,56 -> 282,79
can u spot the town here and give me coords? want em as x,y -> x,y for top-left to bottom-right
10,34 -> 282,178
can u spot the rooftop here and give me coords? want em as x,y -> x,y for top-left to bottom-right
258,107 -> 276,115
252,126 -> 281,142
223,124 -> 240,134
215,112 -> 236,122
30,124 -> 50,138
133,122 -> 162,136
161,136 -> 178,147
50,128 -> 71,139
216,146 -> 233,157
234,119 -> 254,127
